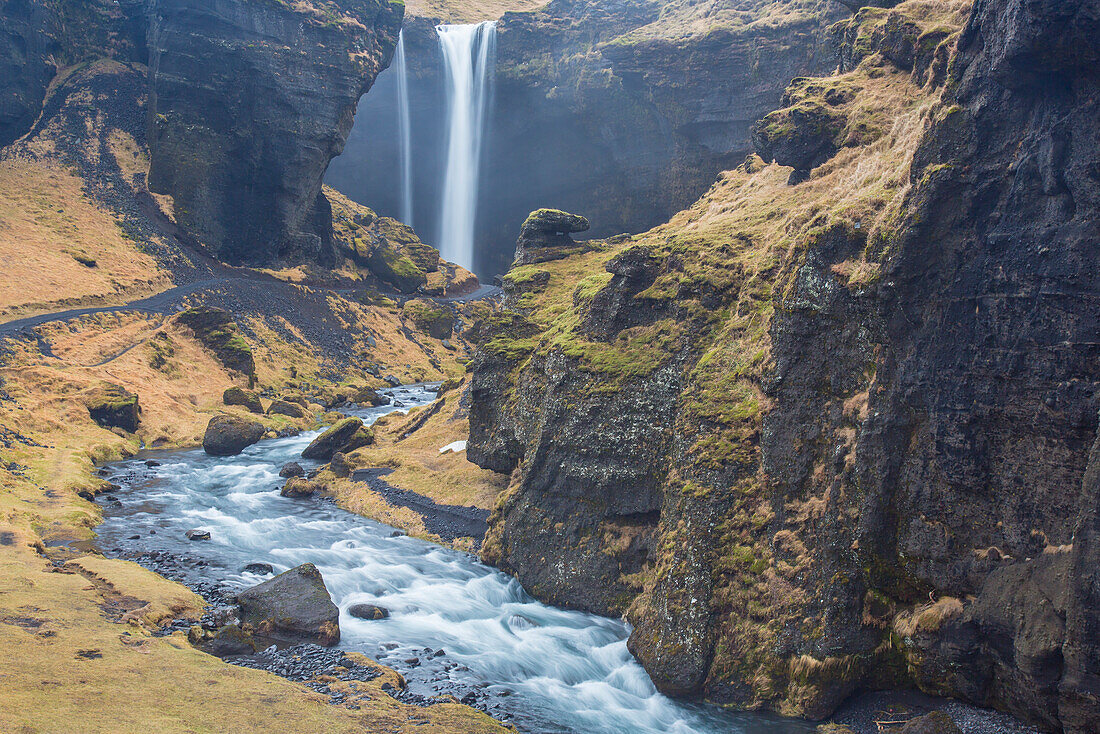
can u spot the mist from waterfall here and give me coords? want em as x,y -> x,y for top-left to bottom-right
395,30 -> 414,227
436,21 -> 496,271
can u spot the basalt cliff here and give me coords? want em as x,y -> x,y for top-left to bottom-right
1,0 -> 402,266
468,0 -> 1100,730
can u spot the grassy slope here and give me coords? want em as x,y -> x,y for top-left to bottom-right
0,61 -> 501,734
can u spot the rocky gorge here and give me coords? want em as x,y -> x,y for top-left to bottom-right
1,0 -> 1098,732
467,0 -> 1100,731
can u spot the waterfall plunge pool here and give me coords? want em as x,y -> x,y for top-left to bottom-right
94,384 -> 816,734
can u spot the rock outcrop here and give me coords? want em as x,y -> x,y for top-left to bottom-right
237,563 -> 340,646
222,387 -> 262,414
513,209 -> 590,266
1,0 -> 402,268
144,0 -> 402,265
85,384 -> 140,433
468,0 -> 1100,730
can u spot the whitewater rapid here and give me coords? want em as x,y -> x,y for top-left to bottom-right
95,384 -> 814,734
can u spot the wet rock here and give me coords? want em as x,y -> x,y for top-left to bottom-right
237,563 -> 340,646
347,603 -> 389,621
244,563 -> 274,575
144,460 -> 160,468
267,399 -> 307,419
301,417 -> 372,461
85,384 -> 139,433
202,414 -> 264,456
280,477 -> 320,498
223,386 -> 263,414
355,386 -> 386,406
384,375 -> 402,387
186,529 -> 211,541
278,462 -> 305,479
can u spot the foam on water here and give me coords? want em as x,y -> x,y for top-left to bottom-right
96,384 -> 814,734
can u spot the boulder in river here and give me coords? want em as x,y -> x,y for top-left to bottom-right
280,477 -> 320,498
244,562 -> 274,575
85,384 -> 139,433
186,529 -> 211,541
222,386 -> 263,414
237,562 -> 340,646
301,417 -> 372,460
347,603 -> 389,621
278,461 -> 305,478
355,386 -> 386,406
203,414 -> 265,456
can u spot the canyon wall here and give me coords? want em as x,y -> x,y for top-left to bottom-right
1,0 -> 402,267
468,0 -> 1100,730
328,0 -> 844,275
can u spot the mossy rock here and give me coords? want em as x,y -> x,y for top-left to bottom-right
402,298 -> 453,339
367,243 -> 427,293
223,386 -> 262,414
267,399 -> 306,419
85,384 -> 139,432
301,417 -> 373,460
176,307 -> 256,377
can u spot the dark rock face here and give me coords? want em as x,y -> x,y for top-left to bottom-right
85,384 -> 140,433
469,0 -> 1100,730
0,0 -> 145,147
202,414 -> 264,456
144,0 -> 402,265
301,417 -> 372,460
237,562 -> 340,646
328,1 -> 843,275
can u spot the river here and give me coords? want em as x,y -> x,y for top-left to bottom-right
95,384 -> 815,734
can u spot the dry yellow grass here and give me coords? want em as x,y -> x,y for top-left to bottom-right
0,158 -> 170,319
405,0 -> 546,22
0,310 -> 505,732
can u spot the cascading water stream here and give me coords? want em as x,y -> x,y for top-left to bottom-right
93,384 -> 817,734
394,30 -> 414,227
436,22 -> 496,271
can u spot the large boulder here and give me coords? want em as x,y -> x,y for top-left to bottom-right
202,414 -> 265,456
301,417 -> 372,460
267,399 -> 306,418
85,384 -> 139,432
236,563 -> 340,646
223,386 -> 262,414
513,209 -> 590,266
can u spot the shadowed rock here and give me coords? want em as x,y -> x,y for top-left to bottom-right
202,414 -> 264,456
85,384 -> 139,433
513,209 -> 590,266
237,562 -> 340,646
302,417 -> 372,460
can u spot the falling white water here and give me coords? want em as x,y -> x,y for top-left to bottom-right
436,21 -> 496,271
394,30 -> 414,227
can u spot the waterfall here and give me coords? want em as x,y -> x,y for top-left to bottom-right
394,30 -> 414,227
436,21 -> 496,271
